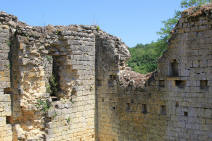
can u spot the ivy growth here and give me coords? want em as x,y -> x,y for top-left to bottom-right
66,116 -> 71,124
55,30 -> 62,35
46,55 -> 52,62
7,40 -> 11,47
48,75 -> 59,97
36,99 -> 51,113
96,25 -> 100,31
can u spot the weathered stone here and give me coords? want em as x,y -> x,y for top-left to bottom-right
0,4 -> 212,141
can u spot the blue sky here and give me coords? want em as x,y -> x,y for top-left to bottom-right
1,0 -> 182,47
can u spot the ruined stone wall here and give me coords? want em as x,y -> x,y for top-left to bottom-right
43,26 -> 96,141
0,12 -> 97,141
0,4 -> 212,141
95,32 -> 130,141
95,5 -> 212,141
115,70 -> 169,141
11,25 -> 97,141
0,14 -> 13,141
156,6 -> 212,140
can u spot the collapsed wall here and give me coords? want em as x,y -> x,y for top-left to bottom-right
0,4 -> 212,141
0,12 -> 97,141
95,4 -> 212,141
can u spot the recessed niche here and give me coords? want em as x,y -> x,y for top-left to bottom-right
109,75 -> 117,80
4,87 -> 12,94
71,87 -> 77,96
184,111 -> 188,117
48,56 -> 61,101
51,97 -> 59,101
96,79 -> 102,86
6,116 -> 12,124
175,80 -> 186,88
200,80 -> 208,89
126,103 -> 130,112
131,99 -> 134,103
175,102 -> 179,107
170,59 -> 179,77
160,105 -> 166,115
108,75 -> 117,87
142,104 -> 147,114
55,104 -> 59,109
102,98 -> 104,102
159,80 -> 165,88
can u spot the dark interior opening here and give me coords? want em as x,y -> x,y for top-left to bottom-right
142,104 -> 147,114
126,103 -> 130,112
171,59 -> 179,77
184,111 -> 188,116
49,56 -> 61,101
175,80 -> 186,88
200,80 -> 208,89
159,80 -> 165,88
71,87 -> 77,96
4,87 -> 12,94
160,105 -> 166,115
6,116 -> 12,124
176,101 -> 179,107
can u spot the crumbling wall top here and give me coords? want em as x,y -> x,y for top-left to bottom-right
182,3 -> 212,18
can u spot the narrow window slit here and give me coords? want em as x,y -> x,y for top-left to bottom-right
48,55 -> 61,101
160,105 -> 166,115
176,102 -> 179,107
126,103 -> 130,112
142,104 -> 147,114
170,59 -> 179,76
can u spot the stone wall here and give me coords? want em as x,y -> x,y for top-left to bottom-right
0,13 -> 15,141
95,32 -> 130,141
0,4 -> 212,141
156,5 -> 212,140
95,5 -> 212,141
0,12 -> 97,141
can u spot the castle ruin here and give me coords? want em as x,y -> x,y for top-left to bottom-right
0,4 -> 212,141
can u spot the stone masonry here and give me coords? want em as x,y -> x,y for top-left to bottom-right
0,4 -> 212,141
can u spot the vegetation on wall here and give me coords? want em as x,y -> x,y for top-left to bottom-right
128,0 -> 212,74
36,99 -> 51,114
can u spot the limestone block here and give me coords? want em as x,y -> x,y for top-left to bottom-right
208,59 -> 212,67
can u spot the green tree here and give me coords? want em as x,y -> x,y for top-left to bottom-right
181,0 -> 212,8
128,0 -> 212,74
158,0 -> 212,40
128,39 -> 168,74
